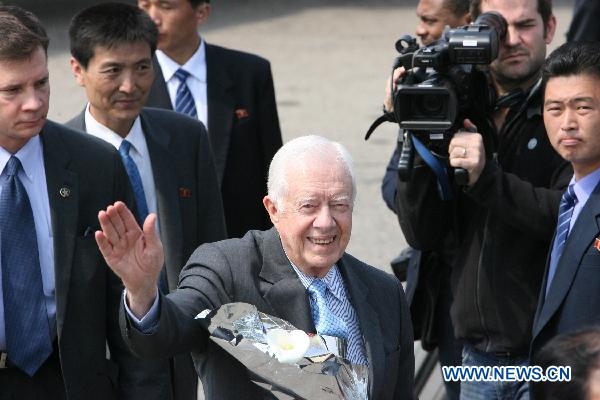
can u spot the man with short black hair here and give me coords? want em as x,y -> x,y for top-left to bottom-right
0,5 -> 165,399
66,3 -> 228,400
531,40 -> 600,365
139,0 -> 283,239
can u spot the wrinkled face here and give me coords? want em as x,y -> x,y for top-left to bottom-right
138,0 -> 208,56
416,0 -> 470,45
544,74 -> 600,179
264,157 -> 354,277
481,0 -> 555,91
0,47 -> 49,153
71,42 -> 154,136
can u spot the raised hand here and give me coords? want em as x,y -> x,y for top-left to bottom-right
95,201 -> 164,317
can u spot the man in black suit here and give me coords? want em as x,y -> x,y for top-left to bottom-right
96,135 -> 415,399
0,5 -> 167,399
531,41 -> 600,360
139,0 -> 283,239
66,3 -> 227,400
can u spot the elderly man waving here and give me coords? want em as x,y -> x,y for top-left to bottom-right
96,135 -> 415,400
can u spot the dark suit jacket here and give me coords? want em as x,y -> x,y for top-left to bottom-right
531,180 -> 600,359
67,107 -> 228,400
121,228 -> 415,400
146,43 -> 283,238
567,0 -> 600,42
38,120 -> 169,399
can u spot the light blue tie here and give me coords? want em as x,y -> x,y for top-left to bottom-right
1,156 -> 53,376
119,140 -> 149,224
546,184 -> 578,297
174,68 -> 198,119
307,279 -> 348,339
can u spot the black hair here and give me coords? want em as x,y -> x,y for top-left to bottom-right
542,41 -> 600,91
444,0 -> 470,18
69,2 -> 158,68
470,0 -> 553,29
532,328 -> 600,400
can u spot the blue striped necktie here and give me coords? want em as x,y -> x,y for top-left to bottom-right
307,279 -> 348,339
1,156 -> 53,376
174,68 -> 198,119
545,184 -> 578,297
119,140 -> 149,224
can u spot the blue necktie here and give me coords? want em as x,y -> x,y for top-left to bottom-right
545,184 -> 578,297
174,69 -> 198,119
307,279 -> 348,339
119,140 -> 149,224
1,156 -> 53,376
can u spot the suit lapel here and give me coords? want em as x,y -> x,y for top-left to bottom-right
40,122 -> 79,337
258,228 -> 314,332
205,43 -> 234,183
533,184 -> 600,338
139,111 -> 183,290
339,258 -> 384,400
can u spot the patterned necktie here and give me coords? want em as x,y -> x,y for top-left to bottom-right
545,184 -> 578,297
119,140 -> 149,224
1,156 -> 53,376
174,68 -> 198,119
307,279 -> 348,339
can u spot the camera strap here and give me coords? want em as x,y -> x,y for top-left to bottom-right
411,134 -> 453,201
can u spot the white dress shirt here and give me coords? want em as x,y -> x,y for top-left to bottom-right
155,41 -> 208,129
0,136 -> 55,351
84,105 -> 160,239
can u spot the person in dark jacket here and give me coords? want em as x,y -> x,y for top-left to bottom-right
395,0 -> 571,398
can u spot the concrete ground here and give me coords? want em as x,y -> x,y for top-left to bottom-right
19,0 -> 576,398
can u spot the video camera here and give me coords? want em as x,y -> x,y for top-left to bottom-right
366,12 -> 507,186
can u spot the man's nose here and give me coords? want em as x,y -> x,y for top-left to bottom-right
119,73 -> 137,94
313,206 -> 336,229
22,88 -> 44,112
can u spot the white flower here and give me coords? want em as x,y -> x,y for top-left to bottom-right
265,328 -> 310,364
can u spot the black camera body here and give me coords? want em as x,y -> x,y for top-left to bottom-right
365,12 -> 507,186
392,12 -> 507,133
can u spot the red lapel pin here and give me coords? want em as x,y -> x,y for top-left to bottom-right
594,238 -> 600,252
179,187 -> 192,199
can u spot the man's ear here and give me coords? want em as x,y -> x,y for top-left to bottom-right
195,2 -> 211,26
70,57 -> 86,87
544,14 -> 557,44
263,195 -> 280,224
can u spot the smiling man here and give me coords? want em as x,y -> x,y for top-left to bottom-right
66,3 -> 227,399
530,41 -> 600,367
95,135 -> 415,400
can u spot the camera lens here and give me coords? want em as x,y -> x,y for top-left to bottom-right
417,94 -> 443,115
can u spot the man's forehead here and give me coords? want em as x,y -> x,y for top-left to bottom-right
90,42 -> 152,64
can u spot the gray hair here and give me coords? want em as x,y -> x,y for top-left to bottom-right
267,135 -> 356,207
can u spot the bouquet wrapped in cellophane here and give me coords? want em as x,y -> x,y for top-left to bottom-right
195,302 -> 369,399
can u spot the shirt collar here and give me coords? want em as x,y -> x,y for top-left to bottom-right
571,167 -> 600,206
156,39 -> 206,83
288,260 -> 346,302
0,135 -> 42,184
84,104 -> 145,154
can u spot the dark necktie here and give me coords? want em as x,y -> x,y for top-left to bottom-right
119,140 -> 149,224
174,68 -> 198,118
1,156 -> 53,376
307,279 -> 347,339
545,184 -> 578,297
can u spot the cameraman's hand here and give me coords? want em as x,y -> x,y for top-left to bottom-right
384,67 -> 406,112
448,119 -> 486,186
